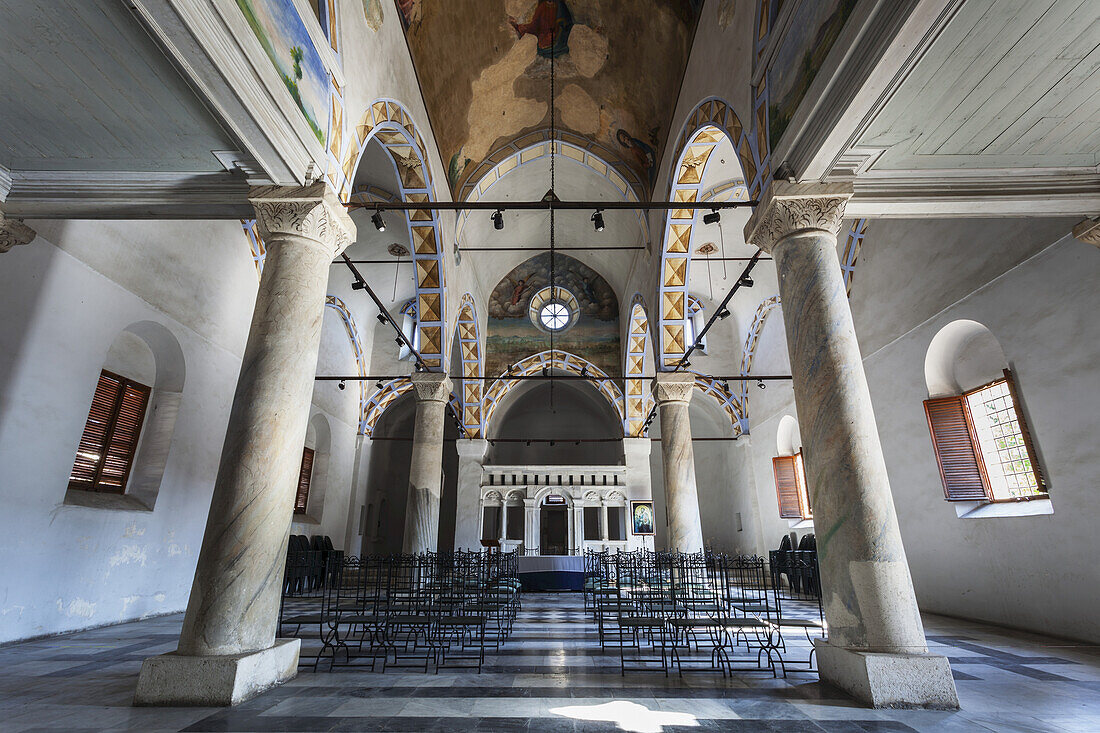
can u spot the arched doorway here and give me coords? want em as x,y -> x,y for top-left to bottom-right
538,492 -> 570,555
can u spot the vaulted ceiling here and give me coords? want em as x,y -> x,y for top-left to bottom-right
397,0 -> 702,198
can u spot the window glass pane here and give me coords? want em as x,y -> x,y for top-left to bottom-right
607,506 -> 625,541
481,506 -> 501,541
506,505 -> 524,540
583,507 -> 600,540
964,381 -> 1041,500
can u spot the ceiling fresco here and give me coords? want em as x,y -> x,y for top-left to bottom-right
397,0 -> 702,196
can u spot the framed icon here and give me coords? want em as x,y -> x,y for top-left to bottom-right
630,500 -> 655,536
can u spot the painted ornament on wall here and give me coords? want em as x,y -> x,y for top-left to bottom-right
766,0 -> 857,148
485,253 -> 619,379
235,0 -> 330,145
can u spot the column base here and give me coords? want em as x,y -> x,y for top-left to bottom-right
133,638 -> 300,706
815,641 -> 959,710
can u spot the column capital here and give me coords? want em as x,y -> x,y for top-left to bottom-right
653,371 -> 695,404
744,182 -> 853,253
0,212 -> 36,253
249,183 -> 355,256
411,371 -> 452,403
456,438 -> 489,459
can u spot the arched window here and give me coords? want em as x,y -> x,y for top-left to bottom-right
685,296 -> 706,354
924,320 -> 1047,509
65,322 -> 185,512
399,299 -> 419,361
773,415 -> 811,522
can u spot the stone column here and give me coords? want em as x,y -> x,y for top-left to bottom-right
745,183 -> 957,709
653,372 -> 703,553
402,372 -> 452,554
453,439 -> 488,550
499,497 -> 508,543
134,184 -> 353,706
600,503 -> 610,542
0,212 -> 36,253
524,498 -> 538,554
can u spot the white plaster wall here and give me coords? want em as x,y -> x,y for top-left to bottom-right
0,219 -> 256,643
854,220 -> 1100,643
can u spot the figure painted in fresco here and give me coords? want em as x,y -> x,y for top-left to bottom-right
509,0 -> 574,59
508,276 -> 531,306
617,129 -> 657,186
580,275 -> 598,304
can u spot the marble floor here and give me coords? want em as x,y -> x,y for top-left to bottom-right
2,593 -> 1099,732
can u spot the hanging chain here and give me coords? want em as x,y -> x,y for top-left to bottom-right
549,23 -> 556,410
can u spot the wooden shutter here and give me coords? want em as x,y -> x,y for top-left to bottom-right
923,396 -> 991,501
773,455 -> 803,519
295,448 -> 315,514
68,371 -> 149,494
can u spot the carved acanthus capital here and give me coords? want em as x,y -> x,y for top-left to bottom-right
653,372 -> 695,405
1072,217 -> 1100,248
411,372 -> 452,403
744,182 -> 853,253
0,213 -> 36,253
248,183 -> 355,256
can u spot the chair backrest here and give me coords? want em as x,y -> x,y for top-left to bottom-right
778,534 -> 792,552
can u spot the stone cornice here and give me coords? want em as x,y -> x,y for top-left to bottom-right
0,213 -> 36,253
653,372 -> 695,404
411,372 -> 453,403
248,183 -> 355,256
1073,217 -> 1100,248
744,182 -> 853,253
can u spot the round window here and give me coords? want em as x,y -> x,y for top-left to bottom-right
539,302 -> 570,331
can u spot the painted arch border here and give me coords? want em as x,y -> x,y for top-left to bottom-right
658,97 -> 767,370
336,98 -> 448,371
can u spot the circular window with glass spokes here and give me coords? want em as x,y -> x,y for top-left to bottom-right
528,286 -> 580,333
539,302 -> 570,331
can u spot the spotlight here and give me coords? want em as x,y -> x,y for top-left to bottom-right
338,380 -> 346,391
525,440 -> 531,447
377,313 -> 388,324
371,211 -> 386,232
491,209 -> 504,231
351,280 -> 366,290
376,380 -> 384,390
395,338 -> 403,345
757,379 -> 766,390
703,210 -> 721,225
717,309 -> 731,320
682,360 -> 691,368
591,210 -> 605,232
739,275 -> 754,288
580,365 -> 589,378
541,366 -> 549,377
549,441 -> 556,447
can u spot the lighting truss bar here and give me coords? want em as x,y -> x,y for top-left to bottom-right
457,245 -> 646,252
676,249 -> 765,371
315,374 -> 793,382
364,436 -> 746,443
345,199 -> 757,212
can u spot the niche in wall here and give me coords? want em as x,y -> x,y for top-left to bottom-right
64,321 -> 186,512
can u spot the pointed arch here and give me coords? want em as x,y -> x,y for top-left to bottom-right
455,293 -> 484,437
324,295 -> 369,434
362,378 -> 413,439
339,98 -> 448,370
658,97 -> 765,369
483,351 -> 626,435
690,373 -> 744,437
738,295 -> 782,433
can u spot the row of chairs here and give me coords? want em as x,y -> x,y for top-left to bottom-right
771,533 -> 819,596
284,535 -> 340,596
584,549 -> 825,678
279,550 -> 522,673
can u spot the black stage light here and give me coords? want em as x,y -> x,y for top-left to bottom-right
702,210 -> 720,225
591,210 -> 605,232
492,210 -> 504,230
371,211 -> 386,232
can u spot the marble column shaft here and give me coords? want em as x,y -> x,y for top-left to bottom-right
177,184 -> 353,657
402,372 -> 452,554
747,183 -> 926,654
654,372 -> 703,553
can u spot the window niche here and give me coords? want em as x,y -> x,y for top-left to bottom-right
291,412 -> 331,526
64,321 -> 185,512
772,414 -> 813,527
923,320 -> 1051,519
